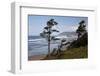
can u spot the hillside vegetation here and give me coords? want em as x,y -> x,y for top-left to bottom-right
43,32 -> 88,60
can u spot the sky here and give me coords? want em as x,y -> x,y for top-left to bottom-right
28,15 -> 88,36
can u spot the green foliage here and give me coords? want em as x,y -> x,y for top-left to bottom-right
76,20 -> 86,38
47,19 -> 58,27
69,32 -> 88,48
40,19 -> 59,39
52,29 -> 59,32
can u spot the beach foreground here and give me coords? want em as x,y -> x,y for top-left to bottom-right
28,54 -> 47,60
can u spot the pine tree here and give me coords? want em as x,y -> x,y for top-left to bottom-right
76,20 -> 86,38
40,19 -> 59,57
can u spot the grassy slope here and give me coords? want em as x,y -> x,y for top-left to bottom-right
59,46 -> 88,59
43,46 -> 88,60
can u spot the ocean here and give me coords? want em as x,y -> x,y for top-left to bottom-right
28,34 -> 77,56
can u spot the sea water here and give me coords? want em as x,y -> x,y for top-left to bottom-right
28,36 -> 77,56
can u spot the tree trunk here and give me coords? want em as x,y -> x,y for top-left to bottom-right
48,28 -> 51,57
48,39 -> 50,57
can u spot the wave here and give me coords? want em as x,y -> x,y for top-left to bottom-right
28,38 -> 45,42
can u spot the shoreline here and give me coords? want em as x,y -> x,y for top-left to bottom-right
28,54 -> 47,60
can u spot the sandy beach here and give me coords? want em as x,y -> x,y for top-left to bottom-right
28,54 -> 47,60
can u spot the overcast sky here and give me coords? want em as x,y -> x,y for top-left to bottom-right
28,15 -> 88,36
